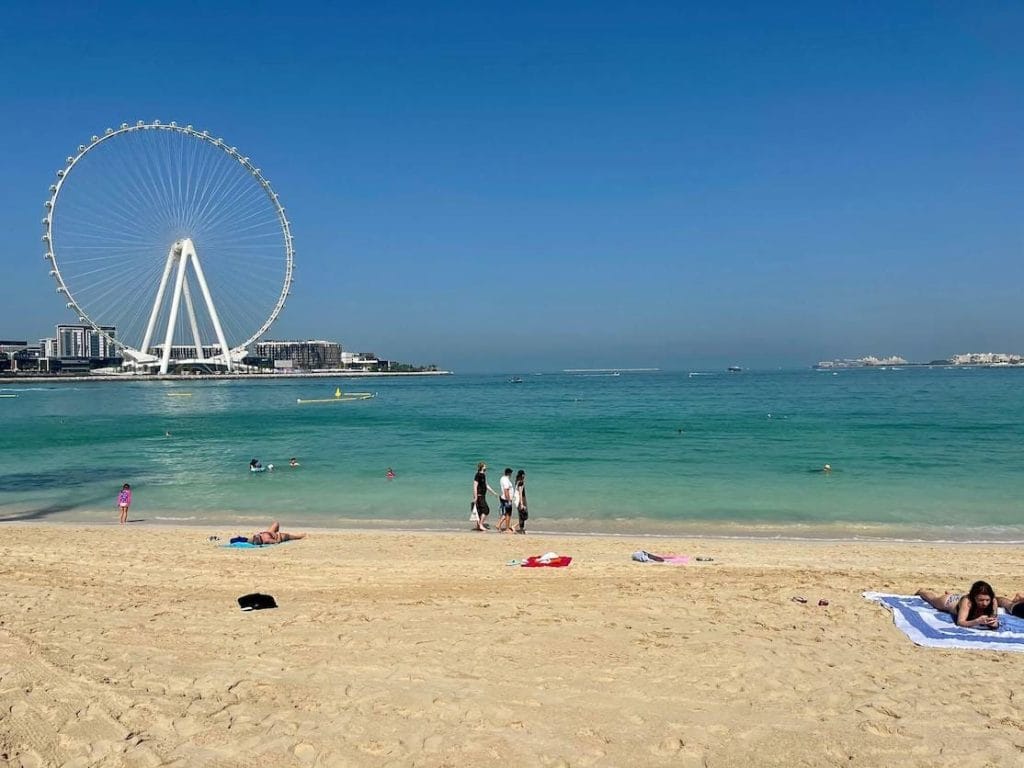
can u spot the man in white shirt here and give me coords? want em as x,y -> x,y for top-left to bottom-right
497,467 -> 515,533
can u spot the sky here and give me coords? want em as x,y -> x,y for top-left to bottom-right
0,1 -> 1021,372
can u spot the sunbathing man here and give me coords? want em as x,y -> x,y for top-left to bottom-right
250,521 -> 307,545
997,593 -> 1024,618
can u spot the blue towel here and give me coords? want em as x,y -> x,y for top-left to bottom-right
864,592 -> 1024,652
221,539 -> 292,549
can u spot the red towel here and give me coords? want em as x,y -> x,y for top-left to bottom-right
521,555 -> 572,568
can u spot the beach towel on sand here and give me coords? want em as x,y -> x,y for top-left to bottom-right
221,539 -> 292,549
864,592 -> 1024,652
522,552 -> 572,568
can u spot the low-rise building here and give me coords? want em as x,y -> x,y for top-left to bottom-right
255,340 -> 343,370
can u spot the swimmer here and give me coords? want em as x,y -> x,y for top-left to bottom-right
289,457 -> 299,468
823,463 -> 832,473
386,467 -> 395,480
250,458 -> 264,472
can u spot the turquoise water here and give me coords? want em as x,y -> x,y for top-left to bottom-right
2,369 -> 1024,539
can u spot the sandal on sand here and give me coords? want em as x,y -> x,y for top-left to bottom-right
818,599 -> 829,606
791,596 -> 808,604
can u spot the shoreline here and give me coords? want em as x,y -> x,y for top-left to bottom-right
7,513 -> 1024,545
0,370 -> 452,384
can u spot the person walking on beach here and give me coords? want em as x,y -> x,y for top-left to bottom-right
916,581 -> 999,629
117,483 -> 132,525
514,469 -> 528,534
472,462 -> 497,531
497,468 -> 515,533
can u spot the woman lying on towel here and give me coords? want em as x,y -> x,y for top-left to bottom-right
916,581 -> 999,629
250,521 -> 307,546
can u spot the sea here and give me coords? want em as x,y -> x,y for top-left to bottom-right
2,367 -> 1023,541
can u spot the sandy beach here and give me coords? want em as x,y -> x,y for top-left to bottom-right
2,524 -> 1024,767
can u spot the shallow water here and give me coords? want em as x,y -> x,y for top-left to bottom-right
2,368 -> 1023,539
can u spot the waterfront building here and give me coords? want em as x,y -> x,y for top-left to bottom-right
949,352 -> 1024,366
56,324 -> 117,359
143,344 -> 225,361
255,340 -> 343,370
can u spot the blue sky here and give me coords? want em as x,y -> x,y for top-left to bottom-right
1,1 -> 1021,371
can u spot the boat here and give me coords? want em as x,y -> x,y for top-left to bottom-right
297,387 -> 376,404
508,376 -> 523,384
727,366 -> 742,373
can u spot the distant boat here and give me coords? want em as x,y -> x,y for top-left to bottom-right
727,366 -> 742,373
508,376 -> 523,384
297,388 -> 376,404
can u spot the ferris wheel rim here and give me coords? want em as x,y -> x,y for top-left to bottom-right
42,120 -> 294,358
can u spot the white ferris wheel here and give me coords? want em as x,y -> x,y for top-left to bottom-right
43,121 -> 294,373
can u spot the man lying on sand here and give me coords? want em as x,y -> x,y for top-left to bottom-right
250,521 -> 307,546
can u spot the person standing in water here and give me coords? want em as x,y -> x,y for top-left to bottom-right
472,462 -> 497,531
497,468 -> 515,532
514,469 -> 528,534
117,483 -> 132,525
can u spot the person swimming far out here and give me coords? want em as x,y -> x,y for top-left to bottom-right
386,467 -> 395,480
289,457 -> 299,468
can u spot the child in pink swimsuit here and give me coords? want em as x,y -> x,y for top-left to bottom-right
117,483 -> 132,525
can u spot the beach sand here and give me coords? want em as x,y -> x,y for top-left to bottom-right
2,525 -> 1024,767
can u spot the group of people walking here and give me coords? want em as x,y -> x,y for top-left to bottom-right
917,581 -> 1024,629
472,462 -> 528,533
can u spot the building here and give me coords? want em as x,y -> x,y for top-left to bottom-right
254,340 -> 343,370
56,324 -> 117,359
143,344 -> 224,360
341,351 -> 384,371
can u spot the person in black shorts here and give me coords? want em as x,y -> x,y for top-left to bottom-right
472,461 -> 498,531
514,469 -> 528,534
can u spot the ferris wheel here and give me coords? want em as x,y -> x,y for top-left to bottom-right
42,121 -> 294,373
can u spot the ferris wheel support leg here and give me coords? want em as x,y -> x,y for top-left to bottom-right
141,247 -> 178,360
182,279 -> 205,361
186,242 -> 233,372
159,249 -> 190,375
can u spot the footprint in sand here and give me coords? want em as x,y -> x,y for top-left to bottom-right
292,742 -> 317,765
652,736 -> 685,756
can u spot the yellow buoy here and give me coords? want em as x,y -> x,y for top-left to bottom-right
334,387 -> 342,398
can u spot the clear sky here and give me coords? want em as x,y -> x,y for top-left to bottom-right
1,1 -> 1021,372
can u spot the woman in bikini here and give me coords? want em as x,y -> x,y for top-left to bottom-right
916,581 -> 999,629
250,521 -> 307,545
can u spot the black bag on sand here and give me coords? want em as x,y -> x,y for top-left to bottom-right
238,593 -> 277,611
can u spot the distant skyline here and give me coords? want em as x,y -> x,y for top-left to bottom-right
1,1 -> 1021,373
